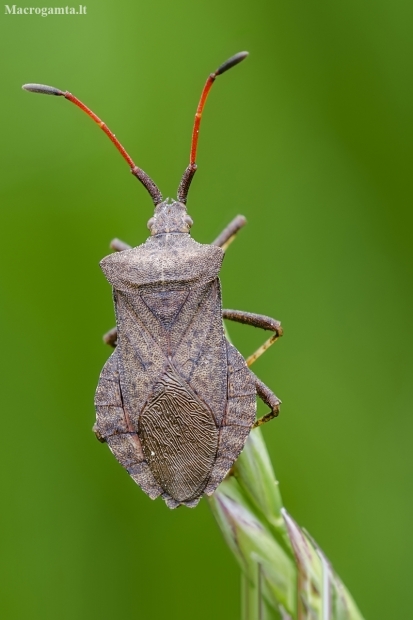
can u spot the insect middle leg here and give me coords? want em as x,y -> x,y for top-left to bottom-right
103,326 -> 118,347
223,310 -> 283,365
100,239 -> 131,345
223,309 -> 282,427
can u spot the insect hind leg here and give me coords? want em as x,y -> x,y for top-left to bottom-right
250,371 -> 281,428
223,310 -> 282,428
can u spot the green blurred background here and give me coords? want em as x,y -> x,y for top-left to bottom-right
1,1 -> 412,618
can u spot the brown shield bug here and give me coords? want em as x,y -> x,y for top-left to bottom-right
23,52 -> 283,508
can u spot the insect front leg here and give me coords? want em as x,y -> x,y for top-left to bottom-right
110,238 -> 131,252
101,238 -> 132,344
211,215 -> 246,251
223,309 -> 282,428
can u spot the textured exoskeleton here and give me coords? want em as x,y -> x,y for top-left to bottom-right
22,51 -> 282,509
94,202 -> 281,508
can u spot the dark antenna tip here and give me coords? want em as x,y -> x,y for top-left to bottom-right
215,51 -> 249,76
22,83 -> 64,96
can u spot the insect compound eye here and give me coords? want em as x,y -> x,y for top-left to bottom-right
147,217 -> 155,231
184,215 -> 193,229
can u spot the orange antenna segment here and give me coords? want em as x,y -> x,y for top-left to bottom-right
22,83 -> 162,205
189,51 -> 248,166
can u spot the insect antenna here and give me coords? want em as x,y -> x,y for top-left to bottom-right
22,83 -> 163,205
177,51 -> 249,204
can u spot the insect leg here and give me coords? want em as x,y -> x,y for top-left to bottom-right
223,310 -> 282,427
103,327 -> 117,348
222,309 -> 282,366
250,371 -> 281,428
110,238 -> 132,252
94,351 -> 163,500
211,215 -> 247,251
101,240 -> 132,344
